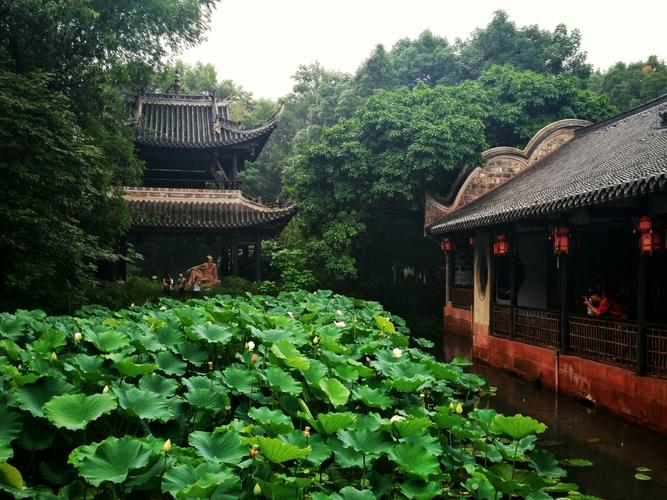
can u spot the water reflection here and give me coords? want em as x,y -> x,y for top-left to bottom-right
443,332 -> 667,500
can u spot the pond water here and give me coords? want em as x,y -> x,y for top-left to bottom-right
443,332 -> 667,500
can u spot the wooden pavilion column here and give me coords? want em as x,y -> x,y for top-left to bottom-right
509,246 -> 517,339
230,235 -> 239,276
254,233 -> 262,282
558,253 -> 570,354
636,252 -> 647,375
444,251 -> 452,304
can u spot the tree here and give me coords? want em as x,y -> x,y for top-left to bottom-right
0,0 -> 218,311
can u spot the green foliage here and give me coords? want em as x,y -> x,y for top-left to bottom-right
0,291 -> 583,497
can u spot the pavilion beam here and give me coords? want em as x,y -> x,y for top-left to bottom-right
636,252 -> 647,375
559,253 -> 569,354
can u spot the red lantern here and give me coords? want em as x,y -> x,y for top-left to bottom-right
637,216 -> 654,255
493,234 -> 510,256
468,235 -> 476,247
652,231 -> 663,253
551,226 -> 570,255
441,237 -> 454,252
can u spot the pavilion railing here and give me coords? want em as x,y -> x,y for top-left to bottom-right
568,314 -> 637,370
492,304 -> 511,338
646,323 -> 667,378
514,306 -> 560,350
142,178 -> 243,190
450,287 -> 473,309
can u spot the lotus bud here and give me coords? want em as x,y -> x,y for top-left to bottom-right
303,426 -> 311,438
456,402 -> 463,414
312,336 -> 319,345
130,303 -> 135,307
390,415 -> 405,423
103,384 -> 109,394
419,393 -> 425,399
379,331 -> 385,337
50,352 -> 58,362
449,402 -> 455,411
251,353 -> 258,363
245,341 -> 256,351
253,483 -> 262,495
250,444 -> 260,458
391,348 -> 402,359
74,332 -> 82,342
206,320 -> 212,325
163,439 -> 172,453
208,361 -> 213,371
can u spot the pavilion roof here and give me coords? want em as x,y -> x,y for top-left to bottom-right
428,94 -> 667,235
124,187 -> 297,231
133,92 -> 282,152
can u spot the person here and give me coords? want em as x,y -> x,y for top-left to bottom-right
584,289 -> 625,319
192,276 -> 202,298
187,255 -> 220,286
175,272 -> 187,299
162,274 -> 173,295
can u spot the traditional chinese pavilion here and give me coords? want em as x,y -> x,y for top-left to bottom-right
123,75 -> 296,280
425,95 -> 667,432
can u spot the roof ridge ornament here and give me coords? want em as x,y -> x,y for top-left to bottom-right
659,106 -> 667,126
166,69 -> 182,94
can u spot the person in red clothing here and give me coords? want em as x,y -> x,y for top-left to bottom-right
584,289 -> 626,319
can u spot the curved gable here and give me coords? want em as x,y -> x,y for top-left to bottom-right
425,119 -> 590,227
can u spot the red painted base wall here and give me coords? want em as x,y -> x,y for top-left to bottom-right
443,304 -> 473,337
472,331 -> 667,434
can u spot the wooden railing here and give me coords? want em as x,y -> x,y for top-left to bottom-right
647,323 -> 667,378
450,287 -> 473,309
492,304 -> 511,338
569,315 -> 637,370
514,307 -> 560,349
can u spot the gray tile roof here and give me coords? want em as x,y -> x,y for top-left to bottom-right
134,93 -> 281,149
124,188 -> 297,230
429,95 -> 667,234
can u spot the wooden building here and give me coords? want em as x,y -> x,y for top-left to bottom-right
425,95 -> 667,432
122,76 -> 296,280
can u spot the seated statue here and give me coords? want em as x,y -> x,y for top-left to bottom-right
187,255 -> 220,286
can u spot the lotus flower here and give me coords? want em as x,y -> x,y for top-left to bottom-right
334,320 -> 346,328
336,309 -> 342,315
245,341 -> 256,351
159,305 -> 167,311
74,332 -> 82,342
303,426 -> 311,438
390,415 -> 405,423
102,385 -> 109,394
392,348 -> 402,359
287,311 -> 295,319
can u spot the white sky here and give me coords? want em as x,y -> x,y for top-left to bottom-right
181,0 -> 667,99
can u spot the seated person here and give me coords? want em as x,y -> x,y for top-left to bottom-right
187,255 -> 220,286
584,289 -> 625,319
175,272 -> 187,298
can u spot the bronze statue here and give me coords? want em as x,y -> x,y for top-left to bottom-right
187,255 -> 220,286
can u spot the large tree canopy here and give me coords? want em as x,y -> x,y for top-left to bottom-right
293,67 -> 616,285
0,0 -> 218,311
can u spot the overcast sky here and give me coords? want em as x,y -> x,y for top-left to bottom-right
181,0 -> 667,100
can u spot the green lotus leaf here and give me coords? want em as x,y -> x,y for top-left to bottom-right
154,326 -> 185,347
113,386 -> 174,422
248,406 -> 294,435
86,329 -> 131,353
0,441 -> 13,461
528,449 -> 567,479
352,386 -> 393,409
492,414 -> 546,440
189,430 -> 247,464
115,358 -> 157,377
69,354 -> 104,375
178,341 -> 209,364
265,367 -> 302,395
163,463 -> 241,499
271,339 -> 310,370
317,412 -> 357,434
222,365 -> 255,395
10,377 -> 74,417
319,378 -> 350,408
392,417 -> 433,438
138,374 -> 179,397
283,431 -> 332,466
161,462 -> 219,496
255,436 -> 311,464
31,328 -> 66,354
153,351 -> 187,376
400,433 -> 443,457
387,443 -> 441,480
560,458 -> 593,467
70,436 -> 152,487
328,437 -> 365,468
192,323 -> 234,344
386,376 -> 432,393
374,315 -> 395,334
399,480 -> 443,499
0,405 -> 22,445
43,393 -> 117,430
337,486 -> 377,499
175,308 -> 207,327
0,315 -> 25,340
0,463 -> 24,492
184,388 -> 227,411
635,473 -> 652,481
250,326 -> 295,344
337,428 -> 391,456
302,359 -> 329,386
0,339 -> 21,360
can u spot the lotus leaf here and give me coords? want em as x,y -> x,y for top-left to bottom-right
319,378 -> 351,407
115,358 -> 157,377
337,428 -> 391,456
255,436 -> 311,463
492,414 -> 547,440
43,393 -> 117,430
10,377 -> 74,417
189,430 -> 247,464
265,366 -> 302,395
248,406 -> 294,435
374,315 -> 395,334
0,463 -> 24,492
192,323 -> 235,344
271,339 -> 311,370
153,350 -> 187,376
85,330 -> 130,353
113,386 -> 174,422
70,436 -> 152,486
387,443 -> 441,479
317,412 -> 357,434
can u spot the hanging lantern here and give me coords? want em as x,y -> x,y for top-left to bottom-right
551,226 -> 570,255
652,231 -> 663,253
468,235 -> 476,247
440,237 -> 454,252
493,234 -> 510,256
636,216 -> 654,255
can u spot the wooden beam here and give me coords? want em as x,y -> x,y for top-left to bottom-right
636,253 -> 647,375
559,253 -> 570,354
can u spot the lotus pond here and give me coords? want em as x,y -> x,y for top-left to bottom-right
0,291 -> 594,498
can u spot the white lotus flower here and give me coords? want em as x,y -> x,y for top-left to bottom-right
336,309 -> 342,315
159,306 -> 167,311
334,320 -> 346,328
392,348 -> 402,359
390,415 -> 405,423
245,341 -> 256,351
74,332 -> 82,342
287,311 -> 295,319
